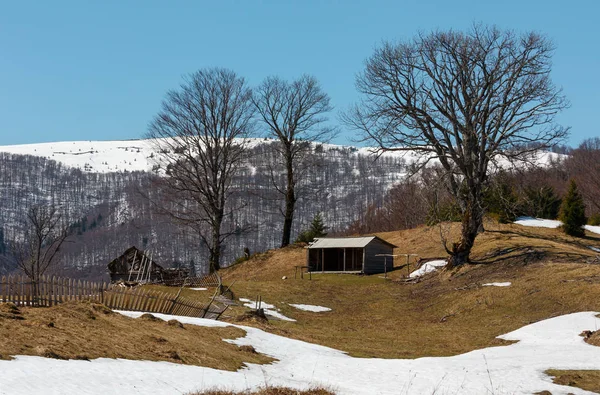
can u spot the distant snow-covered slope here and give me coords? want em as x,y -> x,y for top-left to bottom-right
0,138 -> 406,174
0,138 -> 566,174
0,140 -> 157,173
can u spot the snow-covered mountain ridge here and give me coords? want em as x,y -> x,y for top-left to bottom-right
0,138 -> 565,174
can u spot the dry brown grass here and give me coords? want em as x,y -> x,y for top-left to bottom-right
0,300 -> 273,369
545,369 -> 600,393
175,220 -> 600,359
188,387 -> 334,395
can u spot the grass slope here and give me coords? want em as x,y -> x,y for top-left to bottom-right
0,300 -> 272,369
209,221 -> 600,359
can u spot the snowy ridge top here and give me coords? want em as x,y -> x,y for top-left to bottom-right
0,138 -> 565,175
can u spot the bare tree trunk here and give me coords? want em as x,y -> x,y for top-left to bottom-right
448,195 -> 484,267
209,211 -> 224,272
281,154 -> 296,247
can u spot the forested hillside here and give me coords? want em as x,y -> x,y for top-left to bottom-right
0,140 -> 406,280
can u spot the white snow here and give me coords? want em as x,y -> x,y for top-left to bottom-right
0,140 -> 158,173
1,310 -> 600,394
514,217 -> 600,235
482,282 -> 512,287
514,216 -> 562,228
289,304 -> 332,312
409,259 -> 447,278
585,225 -> 600,235
190,287 -> 207,291
0,138 -> 272,174
0,139 -> 567,178
239,298 -> 296,322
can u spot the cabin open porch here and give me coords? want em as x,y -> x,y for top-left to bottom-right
307,247 -> 364,273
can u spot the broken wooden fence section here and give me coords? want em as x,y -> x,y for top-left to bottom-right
0,275 -> 226,319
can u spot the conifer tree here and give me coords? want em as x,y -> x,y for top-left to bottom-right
559,180 -> 587,237
296,213 -> 328,243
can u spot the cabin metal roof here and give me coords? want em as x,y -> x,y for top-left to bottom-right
307,236 -> 396,249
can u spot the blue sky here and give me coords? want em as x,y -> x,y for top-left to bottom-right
0,0 -> 598,146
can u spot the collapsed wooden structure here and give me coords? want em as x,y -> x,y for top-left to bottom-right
107,246 -> 218,287
306,236 -> 397,274
107,246 -> 165,284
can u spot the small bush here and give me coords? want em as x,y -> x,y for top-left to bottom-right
588,213 -> 600,226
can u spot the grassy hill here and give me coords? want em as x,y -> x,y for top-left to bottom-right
2,220 -> 600,394
215,220 -> 600,360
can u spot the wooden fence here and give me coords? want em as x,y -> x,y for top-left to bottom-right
0,275 -> 227,319
161,272 -> 222,288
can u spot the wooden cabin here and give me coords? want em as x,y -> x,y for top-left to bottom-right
306,236 -> 396,274
107,246 -> 164,283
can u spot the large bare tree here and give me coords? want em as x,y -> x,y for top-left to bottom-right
345,25 -> 568,266
148,68 -> 255,271
13,204 -> 71,302
253,75 -> 333,247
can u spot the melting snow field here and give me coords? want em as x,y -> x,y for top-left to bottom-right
289,304 -> 332,312
515,217 -> 600,235
482,282 -> 512,287
0,311 -> 600,394
409,259 -> 447,278
514,216 -> 562,228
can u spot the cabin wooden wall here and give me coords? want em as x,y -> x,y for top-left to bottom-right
364,240 -> 394,274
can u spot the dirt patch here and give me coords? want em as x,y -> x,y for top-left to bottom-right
581,328 -> 600,347
546,369 -> 600,393
0,300 -> 273,370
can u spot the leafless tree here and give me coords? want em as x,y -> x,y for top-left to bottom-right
13,204 -> 71,301
147,68 -> 255,271
253,75 -> 334,247
344,25 -> 568,266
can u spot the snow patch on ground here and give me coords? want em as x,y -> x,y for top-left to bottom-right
585,225 -> 600,235
190,287 -> 207,291
514,216 -> 562,228
589,246 -> 600,253
482,282 -> 512,287
514,217 -> 600,236
409,259 -> 446,278
289,304 -> 332,313
239,298 -> 296,322
1,311 -> 600,394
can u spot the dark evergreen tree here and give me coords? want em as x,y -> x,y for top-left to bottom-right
296,213 -> 328,243
559,180 -> 587,237
522,186 -> 562,219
